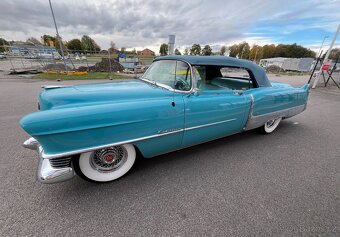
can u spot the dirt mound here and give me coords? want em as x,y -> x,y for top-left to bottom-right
43,63 -> 72,71
78,58 -> 124,72
266,65 -> 283,73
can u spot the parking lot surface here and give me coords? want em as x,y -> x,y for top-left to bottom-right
0,74 -> 339,236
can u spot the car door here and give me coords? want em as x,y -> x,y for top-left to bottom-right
182,86 -> 250,148
133,60 -> 186,158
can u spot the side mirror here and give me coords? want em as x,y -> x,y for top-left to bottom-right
193,88 -> 200,96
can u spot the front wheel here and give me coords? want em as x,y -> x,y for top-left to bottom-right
259,118 -> 282,134
73,144 -> 136,183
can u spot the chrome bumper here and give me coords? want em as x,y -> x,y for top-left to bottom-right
23,137 -> 75,184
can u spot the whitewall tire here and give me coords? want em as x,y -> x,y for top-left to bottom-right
260,118 -> 282,134
74,144 -> 136,183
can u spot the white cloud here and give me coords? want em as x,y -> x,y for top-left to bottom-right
0,0 -> 339,51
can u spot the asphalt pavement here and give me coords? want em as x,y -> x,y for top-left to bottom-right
0,74 -> 339,236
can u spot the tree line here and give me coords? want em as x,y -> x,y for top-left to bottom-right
159,43 -> 213,56
0,35 -> 101,53
158,42 -> 327,60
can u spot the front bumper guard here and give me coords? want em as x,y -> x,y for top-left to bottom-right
23,137 -> 75,184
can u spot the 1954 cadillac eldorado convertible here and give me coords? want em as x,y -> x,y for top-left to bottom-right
20,55 -> 310,184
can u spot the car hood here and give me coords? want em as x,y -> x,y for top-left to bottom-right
39,79 -> 172,110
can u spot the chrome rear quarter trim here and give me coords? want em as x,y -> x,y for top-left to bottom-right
244,104 -> 306,131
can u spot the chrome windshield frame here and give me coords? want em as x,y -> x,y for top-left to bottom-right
140,59 -> 196,94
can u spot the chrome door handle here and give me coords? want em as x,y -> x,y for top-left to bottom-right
233,90 -> 244,95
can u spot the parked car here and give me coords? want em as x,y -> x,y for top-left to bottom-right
0,53 -> 6,59
20,55 -> 310,184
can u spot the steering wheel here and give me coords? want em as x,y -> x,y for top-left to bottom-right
175,78 -> 189,90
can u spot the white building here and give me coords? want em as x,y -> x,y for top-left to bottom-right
259,57 -> 314,72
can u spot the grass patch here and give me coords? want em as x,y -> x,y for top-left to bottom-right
33,72 -> 132,80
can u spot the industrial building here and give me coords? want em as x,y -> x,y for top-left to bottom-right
259,57 -> 314,72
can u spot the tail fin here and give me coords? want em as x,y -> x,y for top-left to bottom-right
301,83 -> 310,91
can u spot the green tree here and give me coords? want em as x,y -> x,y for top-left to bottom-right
228,44 -> 239,57
81,35 -> 101,52
175,48 -> 181,55
201,45 -> 212,56
262,44 -> 276,58
159,43 -> 168,56
275,44 -> 289,57
184,48 -> 189,55
220,45 -> 227,56
190,44 -> 201,55
66,39 -> 82,51
0,38 -> 9,52
120,47 -> 126,52
110,41 -> 116,50
26,37 -> 41,45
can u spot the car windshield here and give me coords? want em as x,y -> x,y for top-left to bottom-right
141,60 -> 192,91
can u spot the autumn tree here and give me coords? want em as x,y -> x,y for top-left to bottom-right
249,45 -> 263,61
238,42 -> 250,59
41,35 -> 56,47
228,44 -> 239,57
190,44 -> 201,55
54,37 -> 68,55
328,48 -> 340,60
159,43 -> 168,55
201,45 -> 212,56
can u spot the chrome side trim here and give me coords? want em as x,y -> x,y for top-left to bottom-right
41,85 -> 66,89
23,118 -> 237,160
243,104 -> 307,131
41,130 -> 185,159
185,118 -> 237,131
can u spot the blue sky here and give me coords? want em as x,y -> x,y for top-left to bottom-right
0,0 -> 339,53
244,1 -> 340,50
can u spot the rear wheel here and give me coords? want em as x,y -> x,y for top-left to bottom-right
259,118 -> 282,134
73,144 -> 136,183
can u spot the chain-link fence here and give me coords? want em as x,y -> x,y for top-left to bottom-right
0,45 -> 154,78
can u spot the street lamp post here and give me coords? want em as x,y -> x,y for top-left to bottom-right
312,24 -> 340,88
317,35 -> 329,58
48,0 -> 67,72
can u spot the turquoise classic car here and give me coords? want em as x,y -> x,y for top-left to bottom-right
20,55 -> 310,184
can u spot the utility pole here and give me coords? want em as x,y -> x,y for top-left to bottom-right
48,0 -> 68,72
312,24 -> 340,88
240,46 -> 245,59
254,47 -> 259,63
317,35 -> 328,58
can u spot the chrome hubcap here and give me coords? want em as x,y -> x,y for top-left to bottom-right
90,146 -> 128,173
266,119 -> 276,128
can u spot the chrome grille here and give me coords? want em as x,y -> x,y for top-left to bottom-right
49,157 -> 72,168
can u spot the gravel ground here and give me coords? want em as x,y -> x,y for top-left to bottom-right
0,73 -> 339,236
